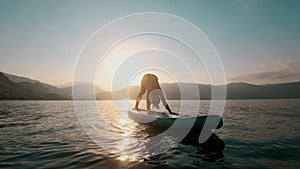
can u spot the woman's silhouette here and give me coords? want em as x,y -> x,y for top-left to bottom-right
135,73 -> 178,115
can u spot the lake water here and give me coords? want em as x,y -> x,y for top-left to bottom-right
0,99 -> 299,169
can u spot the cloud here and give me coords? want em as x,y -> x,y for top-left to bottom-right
229,60 -> 300,84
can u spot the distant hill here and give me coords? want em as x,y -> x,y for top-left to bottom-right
0,71 -> 299,100
2,72 -> 39,83
61,82 -> 104,100
226,82 -> 300,99
96,81 -> 300,100
0,72 -> 103,100
0,72 -> 67,100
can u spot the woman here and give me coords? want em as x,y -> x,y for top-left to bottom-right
135,73 -> 178,115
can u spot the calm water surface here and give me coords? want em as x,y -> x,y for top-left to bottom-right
0,100 -> 299,169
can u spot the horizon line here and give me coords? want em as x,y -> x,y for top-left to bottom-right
1,71 -> 299,90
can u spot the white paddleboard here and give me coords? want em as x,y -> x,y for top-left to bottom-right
127,109 -> 223,129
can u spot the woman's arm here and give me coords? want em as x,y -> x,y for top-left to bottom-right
135,85 -> 146,110
158,90 -> 178,115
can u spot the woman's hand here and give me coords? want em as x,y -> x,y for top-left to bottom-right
170,112 -> 179,116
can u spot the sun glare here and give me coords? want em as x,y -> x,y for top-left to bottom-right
94,33 -> 205,91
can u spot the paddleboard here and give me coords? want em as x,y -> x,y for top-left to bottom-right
128,109 -> 223,129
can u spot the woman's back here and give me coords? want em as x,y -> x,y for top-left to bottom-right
141,74 -> 160,92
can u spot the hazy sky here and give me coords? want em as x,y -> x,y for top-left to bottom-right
0,0 -> 299,90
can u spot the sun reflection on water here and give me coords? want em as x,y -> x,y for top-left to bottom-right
97,100 -> 145,162
117,155 -> 130,161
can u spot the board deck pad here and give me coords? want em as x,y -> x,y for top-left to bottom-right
138,110 -> 178,118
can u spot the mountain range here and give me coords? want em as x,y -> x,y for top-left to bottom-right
0,72 -> 299,100
0,72 -> 102,100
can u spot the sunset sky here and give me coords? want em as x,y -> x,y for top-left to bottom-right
0,0 -> 299,90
